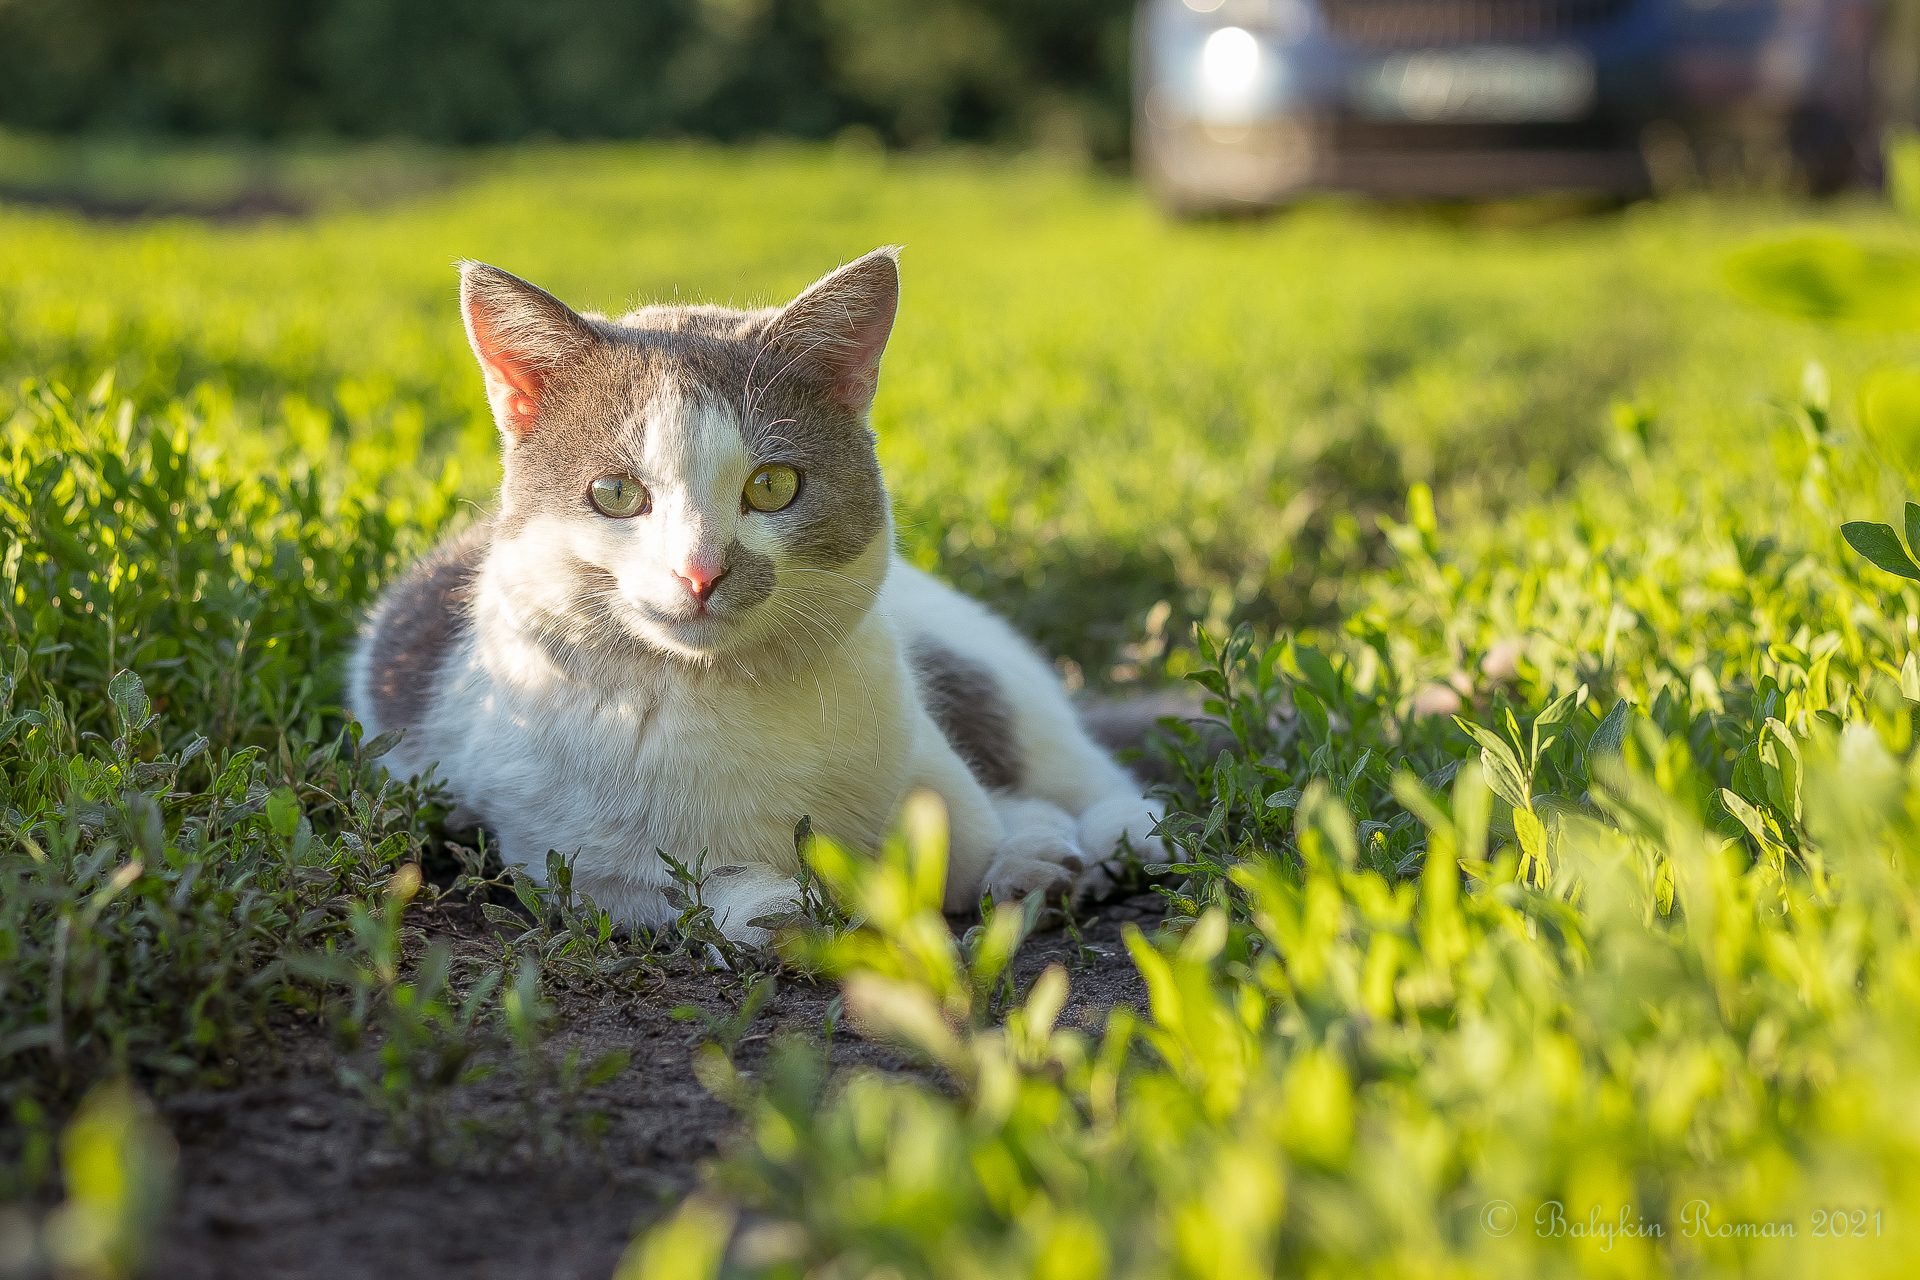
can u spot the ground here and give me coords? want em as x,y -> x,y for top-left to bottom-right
148,895 -> 1163,1279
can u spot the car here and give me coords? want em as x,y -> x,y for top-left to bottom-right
1133,0 -> 1879,211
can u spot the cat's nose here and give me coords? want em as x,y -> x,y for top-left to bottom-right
675,563 -> 728,606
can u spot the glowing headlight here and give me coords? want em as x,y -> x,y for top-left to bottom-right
1196,26 -> 1267,122
1201,27 -> 1261,95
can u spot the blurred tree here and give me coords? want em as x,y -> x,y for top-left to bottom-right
0,0 -> 1133,159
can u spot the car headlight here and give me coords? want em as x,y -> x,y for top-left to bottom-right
1200,26 -> 1264,110
1147,0 -> 1313,127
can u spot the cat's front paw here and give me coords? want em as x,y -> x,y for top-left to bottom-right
973,796 -> 1086,906
1073,794 -> 1166,902
997,823 -> 1086,873
982,854 -> 1076,905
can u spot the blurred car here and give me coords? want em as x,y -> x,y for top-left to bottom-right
1134,0 -> 1879,210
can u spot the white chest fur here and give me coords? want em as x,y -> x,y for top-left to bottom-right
404,567 -> 916,921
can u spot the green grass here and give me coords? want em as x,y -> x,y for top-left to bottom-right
6,143 -> 1913,669
6,143 -> 1920,1277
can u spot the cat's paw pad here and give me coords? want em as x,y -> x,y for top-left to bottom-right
983,855 -> 1075,905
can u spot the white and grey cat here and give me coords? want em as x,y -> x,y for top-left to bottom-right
350,247 -> 1163,942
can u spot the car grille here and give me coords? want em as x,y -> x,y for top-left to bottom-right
1316,0 -> 1637,48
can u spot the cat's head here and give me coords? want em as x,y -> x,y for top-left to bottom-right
458,249 -> 900,665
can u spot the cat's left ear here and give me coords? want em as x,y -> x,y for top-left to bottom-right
767,246 -> 901,414
459,261 -> 601,441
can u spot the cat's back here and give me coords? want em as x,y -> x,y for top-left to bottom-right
349,520 -> 492,751
880,558 -> 1080,779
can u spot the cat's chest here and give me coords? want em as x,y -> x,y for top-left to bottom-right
436,624 -> 913,835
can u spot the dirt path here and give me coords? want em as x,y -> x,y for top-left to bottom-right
150,896 -> 1164,1280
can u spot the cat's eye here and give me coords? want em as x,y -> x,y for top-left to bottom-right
590,474 -> 649,518
744,464 -> 800,513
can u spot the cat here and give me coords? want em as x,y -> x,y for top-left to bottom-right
349,247 -> 1163,943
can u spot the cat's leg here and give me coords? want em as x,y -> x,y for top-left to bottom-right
990,793 -> 1086,876
1016,731 -> 1167,899
905,715 -> 1083,911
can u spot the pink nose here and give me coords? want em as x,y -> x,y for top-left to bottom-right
675,563 -> 727,605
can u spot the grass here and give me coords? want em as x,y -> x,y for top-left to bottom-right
5,141 -> 1914,669
5,140 -> 1920,1276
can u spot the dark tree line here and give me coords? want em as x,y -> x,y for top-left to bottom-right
0,0 -> 1137,158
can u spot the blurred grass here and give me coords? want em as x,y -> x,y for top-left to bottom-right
0,128 -> 464,217
5,142 -> 1915,675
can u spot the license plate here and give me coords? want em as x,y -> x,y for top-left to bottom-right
1354,47 -> 1596,123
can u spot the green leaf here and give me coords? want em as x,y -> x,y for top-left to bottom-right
1513,807 -> 1547,864
1292,645 -> 1341,701
1265,787 -> 1303,811
1720,788 -> 1791,855
1760,720 -> 1803,822
1531,689 -> 1581,764
265,787 -> 301,840
480,903 -> 527,930
1454,718 -> 1531,813
1731,742 -> 1766,801
745,912 -> 802,931
107,669 -> 150,734
1841,521 -> 1920,581
360,729 -> 404,761
1293,687 -> 1330,741
1200,799 -> 1227,846
1534,688 -> 1580,733
1339,749 -> 1374,800
1407,481 -> 1436,536
511,872 -> 545,917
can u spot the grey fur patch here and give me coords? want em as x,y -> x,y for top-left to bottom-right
911,638 -> 1021,791
724,540 -> 777,610
733,361 -> 887,570
363,521 -> 490,731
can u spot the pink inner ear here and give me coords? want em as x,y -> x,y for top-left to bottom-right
466,299 -> 546,437
774,250 -> 900,413
836,326 -> 890,402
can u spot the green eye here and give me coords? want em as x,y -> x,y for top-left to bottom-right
590,474 -> 648,518
744,464 -> 800,513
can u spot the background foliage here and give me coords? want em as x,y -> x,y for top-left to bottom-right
0,0 -> 1134,159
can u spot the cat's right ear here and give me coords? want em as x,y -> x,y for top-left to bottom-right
458,261 -> 600,441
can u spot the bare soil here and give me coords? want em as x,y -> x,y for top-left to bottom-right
148,894 -> 1166,1280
